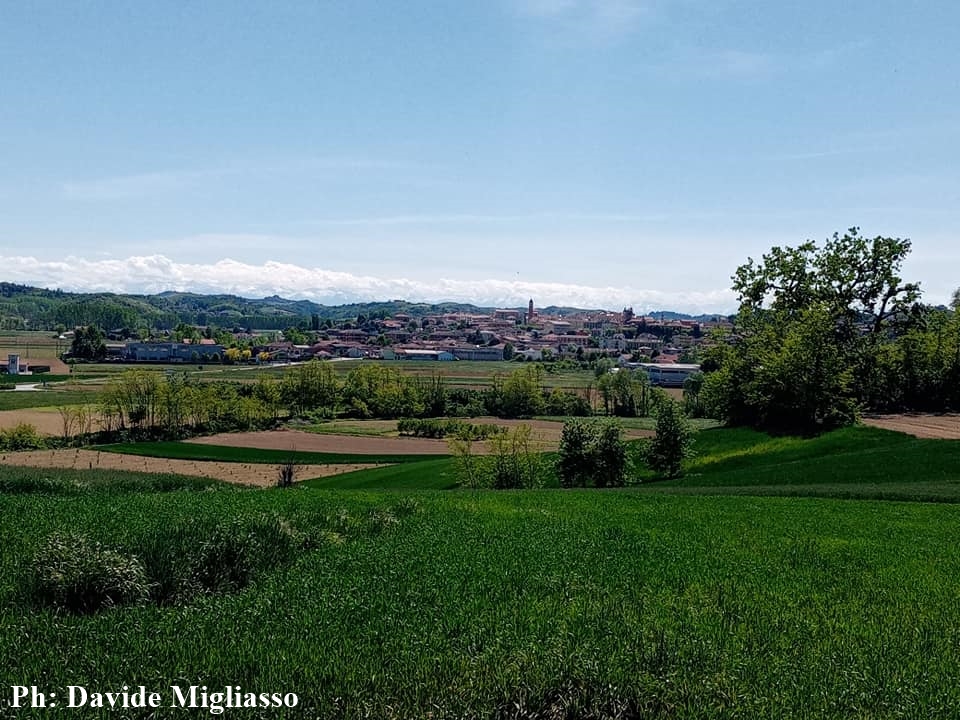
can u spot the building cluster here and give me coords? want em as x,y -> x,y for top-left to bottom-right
68,301 -> 732,368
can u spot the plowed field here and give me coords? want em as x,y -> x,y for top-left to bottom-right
862,414 -> 960,440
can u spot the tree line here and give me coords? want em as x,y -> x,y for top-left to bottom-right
67,362 -> 597,442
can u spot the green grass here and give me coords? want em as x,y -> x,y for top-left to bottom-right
303,458 -> 458,489
674,425 -> 960,486
4,483 -> 960,717
297,423 -> 960,500
4,373 -> 103,383
298,419 -> 397,436
0,389 -> 96,411
98,441 -> 450,465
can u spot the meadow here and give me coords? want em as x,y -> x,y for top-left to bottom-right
6,395 -> 960,717
3,470 -> 960,718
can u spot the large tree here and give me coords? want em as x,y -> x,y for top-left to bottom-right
709,228 -> 923,433
732,227 -> 921,336
69,325 -> 107,361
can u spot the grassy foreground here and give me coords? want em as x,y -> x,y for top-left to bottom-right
3,475 -> 960,718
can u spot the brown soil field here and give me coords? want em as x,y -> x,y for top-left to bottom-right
188,428 -> 458,454
190,419 -> 653,454
0,448 -> 381,488
861,414 -> 960,440
0,408 -> 87,435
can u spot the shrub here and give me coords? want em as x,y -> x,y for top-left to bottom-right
30,533 -> 150,613
187,517 -> 294,594
557,418 -> 627,488
453,425 -> 546,489
397,417 -> 504,440
392,497 -> 421,518
0,423 -> 46,451
640,399 -> 696,479
366,507 -> 399,534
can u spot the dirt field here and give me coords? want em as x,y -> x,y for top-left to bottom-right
0,408 -> 101,436
188,428 -> 458,454
189,420 -> 653,455
0,448 -> 381,488
862,414 -> 960,440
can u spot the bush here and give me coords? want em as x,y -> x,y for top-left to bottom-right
0,422 -> 46,451
30,533 -> 150,613
640,399 -> 696,479
451,425 -> 546,489
557,418 -> 627,488
187,517 -> 294,594
397,417 -> 505,440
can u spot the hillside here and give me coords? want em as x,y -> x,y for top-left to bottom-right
0,282 -> 494,331
0,282 -> 721,331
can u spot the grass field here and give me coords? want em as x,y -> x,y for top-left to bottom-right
288,424 -> 960,502
3,478 -> 960,718
91,424 -> 960,502
8,423 -> 960,716
0,388 -> 98,412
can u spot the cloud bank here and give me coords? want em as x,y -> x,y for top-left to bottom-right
0,254 -> 736,314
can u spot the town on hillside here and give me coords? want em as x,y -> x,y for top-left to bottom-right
40,300 -> 731,384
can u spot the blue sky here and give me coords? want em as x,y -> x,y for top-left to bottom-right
1,1 -> 958,312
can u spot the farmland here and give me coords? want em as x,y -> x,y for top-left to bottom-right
5,355 -> 960,717
3,463 -> 960,717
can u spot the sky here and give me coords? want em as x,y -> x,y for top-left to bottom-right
1,1 -> 958,313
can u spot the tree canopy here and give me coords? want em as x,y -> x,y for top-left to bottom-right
705,228 -> 944,434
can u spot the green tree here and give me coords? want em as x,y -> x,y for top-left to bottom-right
69,326 -> 106,361
712,228 -> 923,432
499,364 -> 545,418
557,418 -> 627,488
342,363 -> 425,418
597,368 -> 651,417
280,360 -> 339,417
640,399 -> 695,479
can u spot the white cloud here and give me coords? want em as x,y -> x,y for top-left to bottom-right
0,253 -> 737,314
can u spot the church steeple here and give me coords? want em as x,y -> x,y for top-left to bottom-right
527,298 -> 535,323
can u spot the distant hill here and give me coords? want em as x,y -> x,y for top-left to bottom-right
0,282 -> 726,331
0,283 -> 496,331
